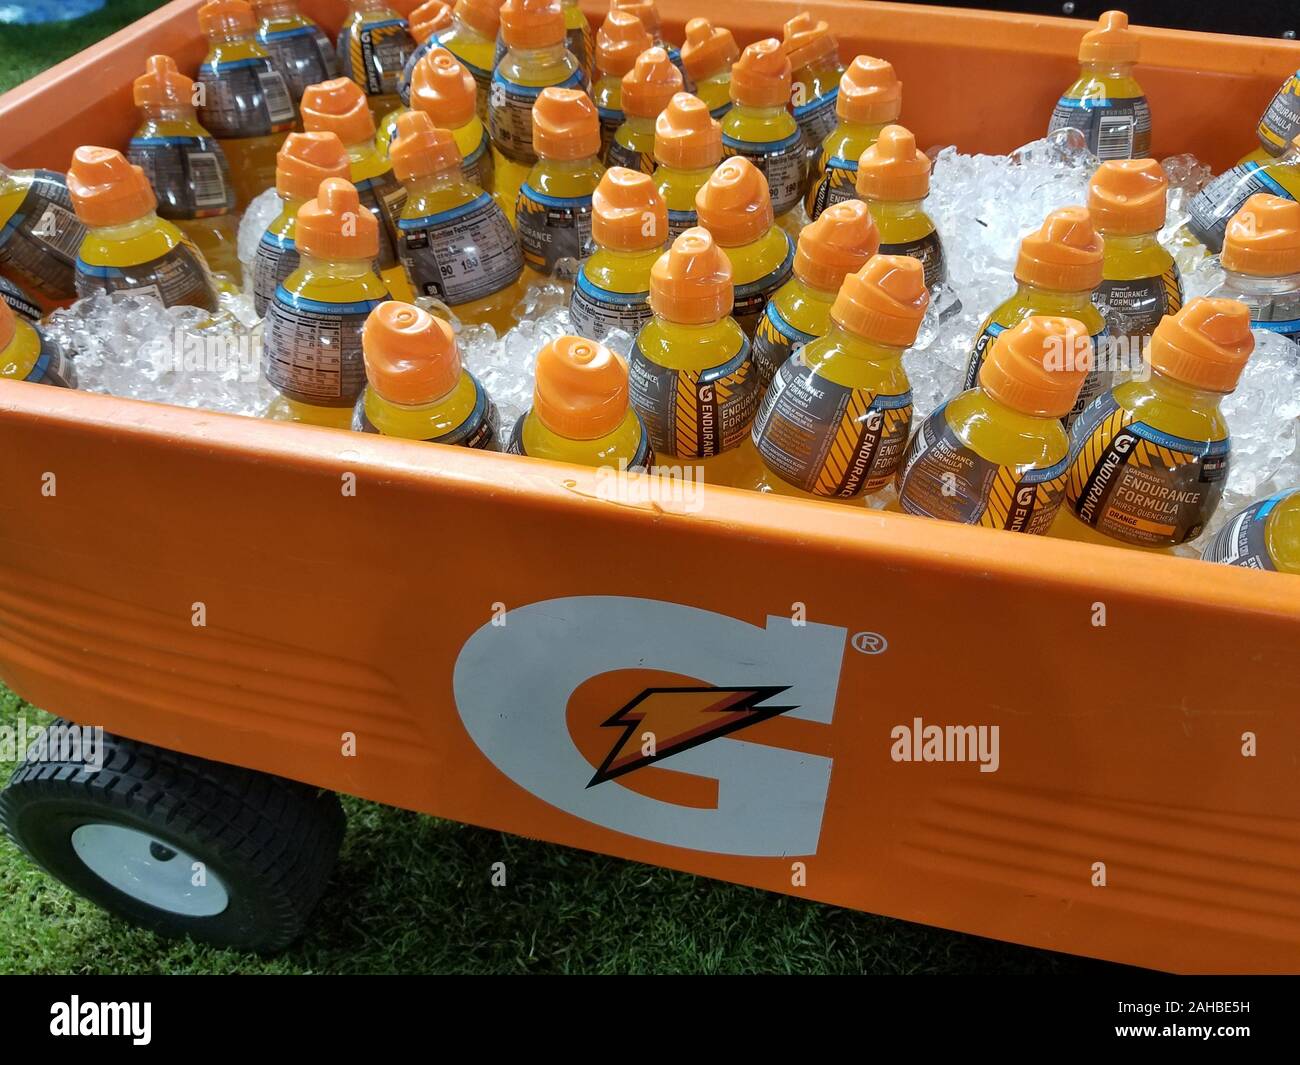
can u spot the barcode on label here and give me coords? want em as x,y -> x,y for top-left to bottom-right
33,203 -> 83,258
1096,113 -> 1135,160
188,152 -> 228,208
257,70 -> 295,124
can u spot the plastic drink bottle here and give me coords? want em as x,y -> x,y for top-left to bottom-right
610,0 -> 686,88
1185,135 -> 1300,255
1056,298 -> 1253,549
1047,10 -> 1150,162
1204,488 -> 1300,573
67,146 -> 220,312
516,87 -> 604,278
963,206 -> 1106,427
608,48 -> 683,175
263,177 -> 388,426
507,334 -> 653,467
395,0 -> 455,112
0,165 -> 85,301
591,8 -> 653,162
1253,68 -> 1300,159
1207,194 -> 1300,342
653,93 -> 722,239
253,131 -> 351,316
355,299 -> 499,446
680,18 -> 737,121
628,226 -> 759,482
694,156 -> 795,336
569,166 -> 667,338
425,0 -> 499,122
251,0 -> 340,102
490,0 -> 586,224
301,77 -> 414,302
751,198 -> 879,388
0,298 -> 76,389
739,254 -> 927,500
722,39 -> 802,224
337,0 -> 416,122
898,316 -> 1092,532
0,276 -> 41,323
128,55 -> 241,289
559,0 -> 595,86
390,112 -> 524,331
781,14 -> 845,197
195,0 -> 297,208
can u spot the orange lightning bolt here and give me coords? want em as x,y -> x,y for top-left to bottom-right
587,686 -> 797,787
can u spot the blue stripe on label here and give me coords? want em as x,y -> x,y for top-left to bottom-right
792,89 -> 838,120
199,58 -> 270,73
1054,94 -> 1142,111
274,287 -> 387,315
1129,420 -> 1230,456
520,184 -> 592,209
75,259 -> 125,278
439,372 -> 489,445
398,192 -> 493,229
708,102 -> 731,119
1258,491 -> 1288,517
872,389 -> 913,412
596,105 -> 622,123
825,155 -> 856,172
575,270 -> 648,305
492,68 -> 584,98
260,230 -> 295,252
1023,449 -> 1071,484
261,25 -> 316,40
1252,316 -> 1300,334
129,135 -> 210,147
24,348 -> 51,383
764,302 -> 813,345
1241,161 -> 1291,198
667,208 -> 697,227
698,337 -> 752,383
722,130 -> 803,154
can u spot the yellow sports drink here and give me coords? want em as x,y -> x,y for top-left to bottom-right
680,18 -> 738,121
428,0 -> 499,122
251,0 -> 340,103
252,131 -> 351,317
1056,298 -> 1254,549
738,254 -> 927,500
897,317 -> 1092,533
653,93 -> 722,239
389,112 -> 525,332
128,55 -> 241,289
751,198 -> 879,387
0,298 -> 76,388
0,167 -> 88,302
560,0 -> 595,85
337,0 -> 417,122
569,167 -> 667,338
301,77 -> 414,302
1088,158 -> 1181,358
516,88 -> 604,278
1204,489 -> 1300,573
355,300 -> 499,446
805,56 -> 900,220
610,0 -> 686,88
1207,194 -> 1300,341
396,0 -> 455,113
722,39 -> 802,225
506,334 -> 654,467
1186,135 -> 1300,255
781,14 -> 846,198
66,146 -> 219,312
1047,10 -> 1150,161
195,0 -> 296,208
263,177 -> 389,427
592,9 -> 653,162
695,156 -> 795,336
964,206 -> 1106,427
608,48 -> 683,175
628,226 -> 759,483
856,124 -> 947,291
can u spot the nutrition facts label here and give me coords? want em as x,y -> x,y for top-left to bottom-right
793,91 -> 839,152
722,131 -> 805,217
253,229 -> 297,317
198,59 -> 295,138
128,135 -> 234,218
1186,162 -> 1296,253
569,272 -> 653,338
265,289 -> 385,405
398,193 -> 523,306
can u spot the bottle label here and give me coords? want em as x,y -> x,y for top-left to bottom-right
258,24 -> 336,99
596,105 -> 621,162
398,192 -> 524,306
568,270 -> 653,338
751,300 -> 814,388
0,170 -> 84,299
516,184 -> 594,275
568,23 -> 594,83
722,130 -> 804,217
792,90 -> 839,148
606,138 -> 655,175
1186,161 -> 1295,254
339,17 -> 415,97
197,57 -> 296,138
1046,94 -> 1151,161
0,274 -> 41,321
752,350 -> 912,497
265,287 -> 386,405
1064,391 -> 1230,546
897,402 -> 1070,532
666,208 -> 698,241
880,230 -> 947,290
354,171 -> 408,271
805,153 -> 858,219
462,129 -> 494,193
506,411 -> 655,469
1204,491 -> 1292,570
1095,266 -> 1182,349
488,69 -> 586,165
731,237 -> 795,336
354,371 -> 500,449
397,38 -> 433,106
1257,70 -> 1300,155
128,135 -> 235,219
21,328 -> 77,388
75,241 -> 217,311
1246,301 -> 1300,339
252,228 -> 297,318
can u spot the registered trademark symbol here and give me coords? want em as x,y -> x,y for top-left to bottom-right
851,631 -> 888,654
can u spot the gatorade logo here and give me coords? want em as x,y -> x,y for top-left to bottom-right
453,597 -> 845,856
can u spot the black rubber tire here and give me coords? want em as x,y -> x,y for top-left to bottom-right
0,720 -> 345,952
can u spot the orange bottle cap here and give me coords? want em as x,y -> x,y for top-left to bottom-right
794,198 -> 879,292
837,55 -> 901,126
649,226 -> 733,324
67,146 -> 157,227
390,110 -> 464,181
621,46 -> 683,119
0,299 -> 14,352
591,166 -> 668,250
1078,9 -> 1139,65
610,0 -> 661,38
301,77 -> 376,146
1015,206 -> 1104,292
1147,298 -> 1254,393
681,18 -> 738,82
781,13 -> 837,72
294,176 -> 379,259
595,9 -> 652,79
410,0 -> 453,43
532,87 -> 601,160
277,131 -> 351,200
410,47 -> 477,130
855,124 -> 929,201
454,0 -> 500,39
1087,158 -> 1167,235
363,301 -> 462,404
730,38 -> 791,108
654,92 -> 721,169
830,254 -> 929,347
134,54 -> 194,109
694,156 -> 773,247
499,0 -> 565,50
198,0 -> 255,36
979,316 -> 1092,417
533,334 -> 629,439
1221,193 -> 1300,276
